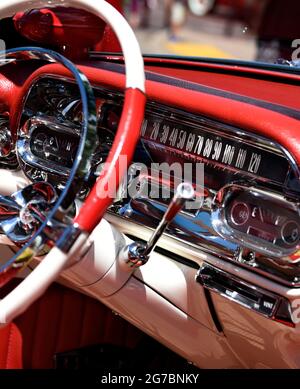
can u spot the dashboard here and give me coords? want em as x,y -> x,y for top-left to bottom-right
15,76 -> 300,288
0,1 -> 300,368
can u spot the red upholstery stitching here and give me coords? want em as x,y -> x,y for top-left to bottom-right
0,283 -> 144,368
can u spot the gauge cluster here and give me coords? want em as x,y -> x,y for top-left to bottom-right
141,112 -> 290,187
19,77 -> 295,194
18,79 -> 119,194
212,185 -> 300,259
229,197 -> 299,248
30,124 -> 78,169
16,77 -> 300,285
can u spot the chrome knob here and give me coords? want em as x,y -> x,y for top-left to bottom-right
121,183 -> 195,268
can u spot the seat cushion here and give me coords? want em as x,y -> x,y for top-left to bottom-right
0,322 -> 22,369
0,281 -> 143,369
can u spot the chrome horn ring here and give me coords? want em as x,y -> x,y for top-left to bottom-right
0,47 -> 97,279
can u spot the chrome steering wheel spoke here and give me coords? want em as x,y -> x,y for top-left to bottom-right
0,182 -> 57,245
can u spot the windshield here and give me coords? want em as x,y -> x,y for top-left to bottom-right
122,0 -> 300,67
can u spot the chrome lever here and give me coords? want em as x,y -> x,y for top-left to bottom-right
121,183 -> 195,269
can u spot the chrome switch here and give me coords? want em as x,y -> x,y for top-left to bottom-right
121,183 -> 195,269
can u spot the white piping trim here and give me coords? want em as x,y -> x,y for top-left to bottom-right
0,0 -> 145,92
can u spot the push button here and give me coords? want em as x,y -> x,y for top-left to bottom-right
281,221 -> 300,246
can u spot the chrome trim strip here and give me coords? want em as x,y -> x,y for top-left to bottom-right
196,263 -> 293,325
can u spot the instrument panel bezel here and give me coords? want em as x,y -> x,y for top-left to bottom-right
16,75 -> 300,286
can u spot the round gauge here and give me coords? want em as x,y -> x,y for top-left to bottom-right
32,131 -> 47,154
230,202 -> 250,226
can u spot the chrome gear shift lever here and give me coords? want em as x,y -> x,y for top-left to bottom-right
121,183 -> 195,269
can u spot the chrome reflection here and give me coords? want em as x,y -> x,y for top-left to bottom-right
18,116 -> 81,178
212,184 -> 300,261
0,182 -> 56,244
121,183 -> 195,268
0,47 -> 97,280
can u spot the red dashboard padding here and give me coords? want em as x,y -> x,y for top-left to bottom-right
0,323 -> 22,369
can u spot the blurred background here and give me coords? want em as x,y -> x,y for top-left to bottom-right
1,0 -> 300,65
122,0 -> 300,64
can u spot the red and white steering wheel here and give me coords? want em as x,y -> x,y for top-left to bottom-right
0,0 -> 146,324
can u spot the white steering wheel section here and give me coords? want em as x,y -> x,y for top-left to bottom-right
0,0 -> 145,325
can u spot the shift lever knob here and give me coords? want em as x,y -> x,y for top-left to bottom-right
121,183 -> 195,269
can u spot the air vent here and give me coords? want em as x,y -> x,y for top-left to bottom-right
196,263 -> 294,327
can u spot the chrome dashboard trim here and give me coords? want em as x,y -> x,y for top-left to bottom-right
115,187 -> 300,286
212,184 -> 300,260
196,262 -> 294,325
17,116 -> 77,178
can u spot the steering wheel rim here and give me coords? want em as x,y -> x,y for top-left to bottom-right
0,0 -> 146,324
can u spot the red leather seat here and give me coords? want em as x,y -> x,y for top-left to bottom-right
0,323 -> 22,369
0,282 -> 143,369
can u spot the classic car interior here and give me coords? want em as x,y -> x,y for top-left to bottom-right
0,0 -> 300,370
